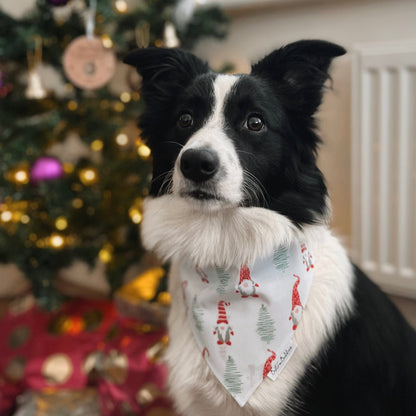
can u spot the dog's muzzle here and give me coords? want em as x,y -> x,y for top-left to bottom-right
180,148 -> 219,183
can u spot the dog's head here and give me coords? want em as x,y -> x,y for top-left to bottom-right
124,40 -> 345,226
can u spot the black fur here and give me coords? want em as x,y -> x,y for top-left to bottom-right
288,267 -> 416,416
248,40 -> 345,223
124,48 -> 213,196
222,74 -> 329,224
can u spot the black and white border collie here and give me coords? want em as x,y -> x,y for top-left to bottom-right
124,40 -> 416,416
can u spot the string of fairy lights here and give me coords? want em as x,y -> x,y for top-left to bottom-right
1,0 -> 157,262
0,130 -> 149,255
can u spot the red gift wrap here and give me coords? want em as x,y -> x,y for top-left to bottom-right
0,295 -> 174,415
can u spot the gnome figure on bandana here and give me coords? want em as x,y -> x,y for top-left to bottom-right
213,301 -> 234,346
196,264 -> 209,284
289,274 -> 303,330
236,264 -> 259,298
301,243 -> 314,272
263,349 -> 277,379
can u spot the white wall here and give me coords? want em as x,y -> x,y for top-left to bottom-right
195,0 -> 416,245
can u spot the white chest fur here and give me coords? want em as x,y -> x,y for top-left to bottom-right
141,196 -> 355,416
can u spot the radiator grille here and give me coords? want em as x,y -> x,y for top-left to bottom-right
351,41 -> 416,297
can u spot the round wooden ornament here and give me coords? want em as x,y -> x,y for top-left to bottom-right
63,36 -> 116,90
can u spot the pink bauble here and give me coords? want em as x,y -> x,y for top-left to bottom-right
30,157 -> 64,184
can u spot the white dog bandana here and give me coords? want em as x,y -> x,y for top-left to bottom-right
179,242 -> 314,406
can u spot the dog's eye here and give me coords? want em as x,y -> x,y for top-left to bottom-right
178,113 -> 193,128
246,115 -> 265,132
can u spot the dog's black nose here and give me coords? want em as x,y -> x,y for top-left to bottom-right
180,148 -> 219,183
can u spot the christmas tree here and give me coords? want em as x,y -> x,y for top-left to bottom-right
223,355 -> 243,395
256,304 -> 276,344
273,246 -> 289,272
191,295 -> 204,332
215,267 -> 231,294
0,0 -> 229,309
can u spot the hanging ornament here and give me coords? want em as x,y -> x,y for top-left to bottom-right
0,69 -> 13,98
25,36 -> 47,99
163,22 -> 180,48
47,0 -> 71,5
25,69 -> 48,99
62,0 -> 116,90
63,36 -> 116,90
30,157 -> 64,184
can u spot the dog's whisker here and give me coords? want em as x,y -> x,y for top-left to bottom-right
151,169 -> 174,196
158,169 -> 174,196
242,170 -> 269,206
242,179 -> 260,206
237,149 -> 254,157
165,141 -> 184,148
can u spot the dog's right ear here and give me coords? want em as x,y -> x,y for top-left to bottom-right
123,48 -> 210,108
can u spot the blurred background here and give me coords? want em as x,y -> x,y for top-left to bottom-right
0,0 -> 415,414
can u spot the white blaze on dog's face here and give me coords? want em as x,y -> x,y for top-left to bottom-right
171,75 -> 243,209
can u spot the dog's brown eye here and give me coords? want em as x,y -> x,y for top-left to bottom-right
178,113 -> 193,128
246,115 -> 264,132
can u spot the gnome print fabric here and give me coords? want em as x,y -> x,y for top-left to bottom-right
180,243 -> 314,406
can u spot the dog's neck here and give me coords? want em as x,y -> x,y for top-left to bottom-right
141,195 -> 323,269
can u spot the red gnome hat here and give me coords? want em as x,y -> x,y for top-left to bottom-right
239,264 -> 252,285
217,301 -> 230,324
291,274 -> 302,309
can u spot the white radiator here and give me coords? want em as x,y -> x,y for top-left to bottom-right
351,40 -> 416,298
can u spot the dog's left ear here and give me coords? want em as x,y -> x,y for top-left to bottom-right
123,47 -> 210,108
251,40 -> 346,115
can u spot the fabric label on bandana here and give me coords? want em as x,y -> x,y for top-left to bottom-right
179,242 -> 314,406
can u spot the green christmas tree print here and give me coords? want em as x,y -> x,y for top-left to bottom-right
224,355 -> 243,395
256,304 -> 276,344
273,246 -> 289,272
192,296 -> 204,332
216,267 -> 231,294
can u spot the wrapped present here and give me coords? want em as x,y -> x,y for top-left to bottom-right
95,328 -> 171,415
0,294 -> 116,393
0,292 -> 175,415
